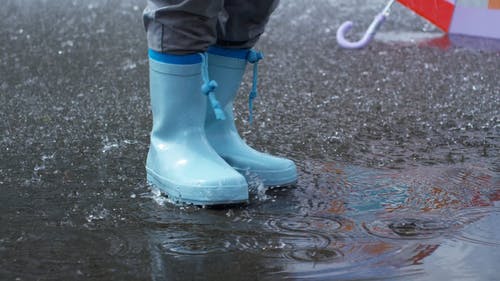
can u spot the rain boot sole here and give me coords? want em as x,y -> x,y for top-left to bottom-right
146,168 -> 249,206
233,164 -> 298,188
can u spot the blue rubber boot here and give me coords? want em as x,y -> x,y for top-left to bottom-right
146,50 -> 248,205
205,46 -> 298,187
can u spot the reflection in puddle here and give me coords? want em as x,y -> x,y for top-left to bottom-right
376,31 -> 500,52
145,162 -> 499,280
285,247 -> 343,263
364,216 -> 452,240
452,206 -> 500,247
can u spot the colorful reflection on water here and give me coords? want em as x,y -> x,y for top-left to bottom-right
145,162 -> 499,280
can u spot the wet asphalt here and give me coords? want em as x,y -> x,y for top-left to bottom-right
0,0 -> 499,280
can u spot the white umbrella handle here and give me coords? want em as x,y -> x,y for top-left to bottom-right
336,0 -> 396,49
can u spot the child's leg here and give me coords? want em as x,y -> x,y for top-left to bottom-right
204,0 -> 298,187
216,0 -> 280,49
142,0 -> 249,205
143,0 -> 223,54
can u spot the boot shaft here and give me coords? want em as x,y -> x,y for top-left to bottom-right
149,55 -> 207,139
207,48 -> 249,107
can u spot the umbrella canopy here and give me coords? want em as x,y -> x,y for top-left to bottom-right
336,0 -> 500,49
398,0 -> 500,39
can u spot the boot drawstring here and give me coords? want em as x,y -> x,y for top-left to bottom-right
246,50 -> 263,124
200,53 -> 226,120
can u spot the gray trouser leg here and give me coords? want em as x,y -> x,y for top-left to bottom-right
216,0 -> 279,49
143,0 -> 223,54
143,0 -> 280,54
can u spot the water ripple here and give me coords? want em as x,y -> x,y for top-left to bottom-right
284,248 -> 343,263
362,215 -> 452,240
452,207 -> 500,247
265,215 -> 342,233
160,234 -> 233,255
148,214 -> 347,263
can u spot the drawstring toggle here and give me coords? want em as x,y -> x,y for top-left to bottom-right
200,53 -> 226,120
247,50 -> 263,124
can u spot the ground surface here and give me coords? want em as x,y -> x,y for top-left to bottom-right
0,1 -> 499,280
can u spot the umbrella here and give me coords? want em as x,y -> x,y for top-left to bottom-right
337,0 -> 500,49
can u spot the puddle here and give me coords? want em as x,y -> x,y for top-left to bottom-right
142,162 -> 498,280
0,0 -> 499,280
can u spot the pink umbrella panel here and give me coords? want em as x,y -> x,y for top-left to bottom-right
336,0 -> 500,49
397,0 -> 500,39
